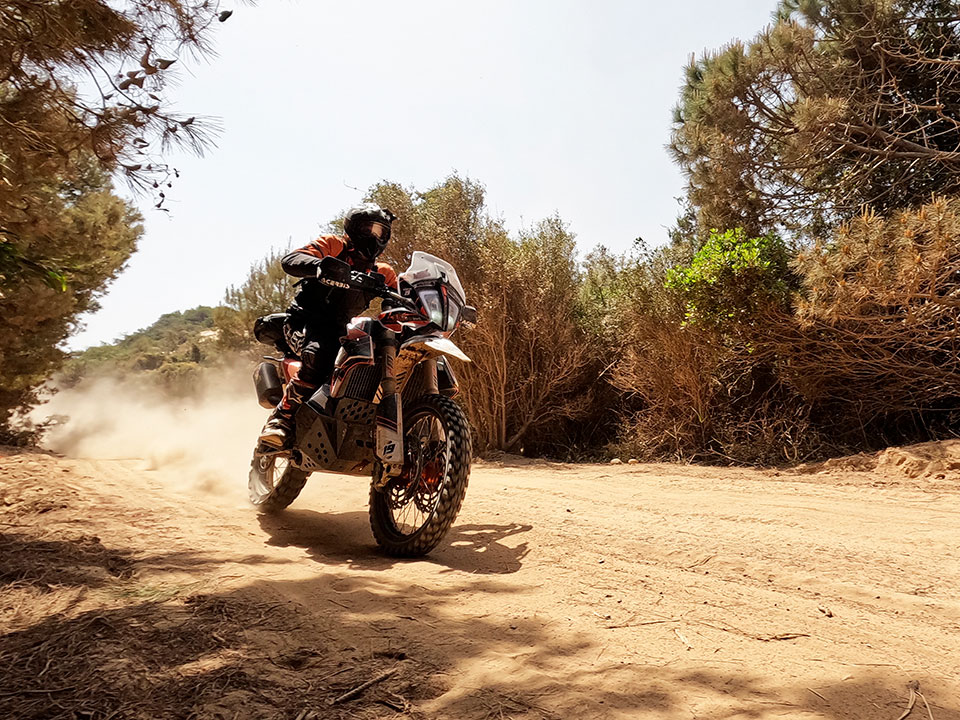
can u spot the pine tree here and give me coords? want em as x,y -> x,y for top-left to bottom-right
671,0 -> 960,237
1,0 -> 229,278
0,158 -> 142,440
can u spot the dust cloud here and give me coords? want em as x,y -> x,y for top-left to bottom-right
34,367 -> 268,504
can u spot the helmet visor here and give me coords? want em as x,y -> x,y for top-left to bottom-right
361,221 -> 390,241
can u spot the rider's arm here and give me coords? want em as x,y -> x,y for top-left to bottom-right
375,262 -> 399,290
280,235 -> 346,278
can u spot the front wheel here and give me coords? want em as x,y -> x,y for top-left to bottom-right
369,395 -> 471,557
249,452 -> 310,513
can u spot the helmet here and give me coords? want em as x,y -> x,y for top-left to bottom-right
343,203 -> 396,260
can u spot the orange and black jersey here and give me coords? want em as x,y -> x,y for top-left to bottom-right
281,234 -> 398,324
281,234 -> 398,288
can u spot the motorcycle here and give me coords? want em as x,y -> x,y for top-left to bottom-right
248,251 -> 477,557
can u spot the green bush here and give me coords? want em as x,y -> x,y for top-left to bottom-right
665,229 -> 795,329
610,228 -> 821,465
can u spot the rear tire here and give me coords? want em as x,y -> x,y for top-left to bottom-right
248,452 -> 309,513
369,394 -> 471,557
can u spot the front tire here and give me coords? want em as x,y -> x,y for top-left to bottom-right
369,395 -> 471,557
248,452 -> 309,513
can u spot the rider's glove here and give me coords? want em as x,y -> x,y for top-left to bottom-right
317,263 -> 350,289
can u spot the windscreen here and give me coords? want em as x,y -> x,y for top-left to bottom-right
400,251 -> 466,303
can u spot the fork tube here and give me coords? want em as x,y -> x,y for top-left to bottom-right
378,328 -> 397,393
424,356 -> 439,395
374,327 -> 404,471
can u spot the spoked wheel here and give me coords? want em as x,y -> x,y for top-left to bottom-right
369,395 -> 471,557
248,450 -> 309,513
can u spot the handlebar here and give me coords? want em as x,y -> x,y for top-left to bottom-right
317,257 -> 478,330
319,268 -> 419,311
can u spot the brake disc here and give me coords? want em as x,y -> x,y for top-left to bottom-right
387,478 -> 416,510
414,459 -> 443,513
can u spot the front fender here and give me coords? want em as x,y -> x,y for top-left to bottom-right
401,335 -> 471,363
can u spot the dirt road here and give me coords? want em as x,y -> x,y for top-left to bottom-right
1,448 -> 958,719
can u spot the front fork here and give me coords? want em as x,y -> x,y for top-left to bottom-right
375,326 -> 405,475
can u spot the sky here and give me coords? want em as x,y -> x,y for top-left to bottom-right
69,0 -> 775,350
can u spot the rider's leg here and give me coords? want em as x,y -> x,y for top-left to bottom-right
258,324 -> 339,448
258,378 -> 314,448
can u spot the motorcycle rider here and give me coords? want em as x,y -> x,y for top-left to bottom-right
258,203 -> 398,449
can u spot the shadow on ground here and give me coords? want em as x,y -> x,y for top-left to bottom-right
256,508 -> 532,574
4,548 -> 957,720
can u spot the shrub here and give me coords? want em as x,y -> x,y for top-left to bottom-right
612,228 -> 821,464
771,196 -> 960,442
665,229 -> 796,329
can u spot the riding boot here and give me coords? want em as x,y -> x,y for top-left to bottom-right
258,379 -> 314,449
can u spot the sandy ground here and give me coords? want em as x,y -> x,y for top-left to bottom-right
1,445 -> 958,719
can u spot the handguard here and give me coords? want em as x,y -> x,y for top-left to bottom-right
317,256 -> 388,293
318,256 -> 351,289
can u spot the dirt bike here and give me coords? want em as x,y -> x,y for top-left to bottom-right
248,251 -> 477,557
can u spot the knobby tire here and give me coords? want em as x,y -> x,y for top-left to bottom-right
248,453 -> 309,513
369,394 -> 471,557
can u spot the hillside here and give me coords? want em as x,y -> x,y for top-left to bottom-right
60,306 -> 223,391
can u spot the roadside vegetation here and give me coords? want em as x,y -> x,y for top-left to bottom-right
1,1 -> 232,443
8,0 -> 960,466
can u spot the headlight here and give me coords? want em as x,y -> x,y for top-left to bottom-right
418,289 -> 444,327
447,300 -> 461,330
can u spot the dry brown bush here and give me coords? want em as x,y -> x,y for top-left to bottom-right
455,219 -> 600,454
612,315 -> 826,465
615,196 -> 960,464
612,319 -> 722,460
768,197 -> 960,438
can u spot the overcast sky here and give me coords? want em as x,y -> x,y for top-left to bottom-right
69,0 -> 774,350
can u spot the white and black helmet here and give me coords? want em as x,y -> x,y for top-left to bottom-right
344,203 -> 396,260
